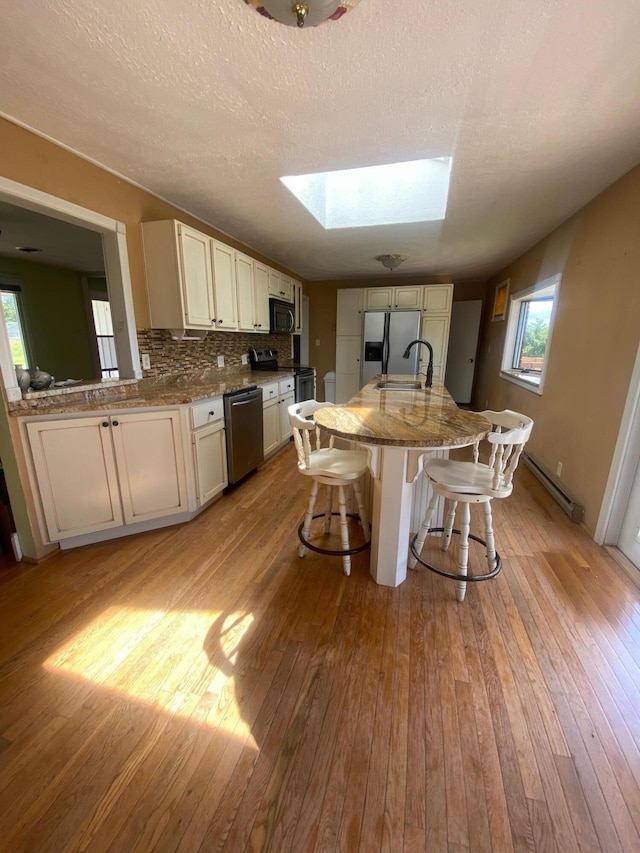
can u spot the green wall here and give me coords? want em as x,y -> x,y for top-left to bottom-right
0,257 -> 97,380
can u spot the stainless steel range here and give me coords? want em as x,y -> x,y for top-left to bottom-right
249,349 -> 315,403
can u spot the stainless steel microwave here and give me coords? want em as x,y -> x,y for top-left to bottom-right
269,298 -> 295,334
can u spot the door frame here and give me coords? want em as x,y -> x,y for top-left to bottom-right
595,337 -> 640,545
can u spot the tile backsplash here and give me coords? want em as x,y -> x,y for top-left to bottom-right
136,329 -> 293,377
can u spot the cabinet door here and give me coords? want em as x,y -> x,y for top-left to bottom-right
235,252 -> 255,332
279,391 -> 295,443
335,335 -> 362,404
420,314 -> 451,378
26,417 -> 123,541
111,410 -> 188,524
365,287 -> 392,310
393,285 -> 423,310
292,280 -> 303,331
263,399 -> 280,457
336,289 -> 363,335
177,224 -> 215,328
254,263 -> 270,332
211,241 -> 238,331
423,284 -> 453,313
194,421 -> 227,505
279,276 -> 293,303
268,268 -> 281,298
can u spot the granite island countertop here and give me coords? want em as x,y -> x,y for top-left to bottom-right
9,370 -> 290,417
314,375 -> 490,448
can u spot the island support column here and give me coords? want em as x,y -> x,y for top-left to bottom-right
367,445 -> 428,587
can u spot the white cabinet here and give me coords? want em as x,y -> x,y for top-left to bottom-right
423,284 -> 453,313
190,397 -> 227,505
236,254 -> 270,333
26,410 -> 188,542
211,240 -> 238,331
336,289 -> 364,335
364,285 -> 422,311
262,377 -> 295,457
335,336 -> 362,403
420,314 -> 451,380
292,279 -> 303,332
268,268 -> 293,302
142,220 -> 238,333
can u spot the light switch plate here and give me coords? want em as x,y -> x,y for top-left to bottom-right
217,355 -> 225,368
141,353 -> 151,370
241,354 -> 248,365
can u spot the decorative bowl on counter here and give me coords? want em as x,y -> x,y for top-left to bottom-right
29,367 -> 54,390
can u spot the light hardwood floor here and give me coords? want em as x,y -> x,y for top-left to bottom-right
0,443 -> 639,852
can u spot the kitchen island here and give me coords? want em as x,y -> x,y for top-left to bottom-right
314,376 -> 489,587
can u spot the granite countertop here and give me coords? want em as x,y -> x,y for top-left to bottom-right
10,370 -> 291,417
314,375 -> 490,448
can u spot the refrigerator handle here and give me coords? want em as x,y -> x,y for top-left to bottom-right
382,312 -> 390,375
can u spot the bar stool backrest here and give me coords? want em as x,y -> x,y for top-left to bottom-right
473,409 -> 534,496
289,400 -> 335,472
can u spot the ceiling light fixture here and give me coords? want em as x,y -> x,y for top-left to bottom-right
376,254 -> 407,271
245,0 -> 361,28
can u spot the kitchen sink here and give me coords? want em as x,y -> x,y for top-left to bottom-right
375,380 -> 423,391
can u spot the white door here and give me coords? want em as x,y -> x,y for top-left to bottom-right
444,300 -> 482,404
235,253 -> 255,332
111,410 -> 187,524
211,241 -> 238,330
178,225 -> 214,328
618,459 -> 640,567
194,422 -> 227,505
263,399 -> 280,456
280,392 -> 295,442
26,417 -> 123,541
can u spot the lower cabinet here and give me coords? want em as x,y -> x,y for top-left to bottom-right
262,377 -> 295,457
189,397 -> 227,505
26,410 -> 188,542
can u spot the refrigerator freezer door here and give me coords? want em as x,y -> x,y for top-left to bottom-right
361,311 -> 386,385
386,310 -> 422,375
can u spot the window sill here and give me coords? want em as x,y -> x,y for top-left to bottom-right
500,370 -> 543,395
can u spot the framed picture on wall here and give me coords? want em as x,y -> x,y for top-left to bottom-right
492,279 -> 510,322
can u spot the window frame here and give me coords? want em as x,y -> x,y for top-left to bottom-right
0,275 -> 34,371
500,273 -> 561,395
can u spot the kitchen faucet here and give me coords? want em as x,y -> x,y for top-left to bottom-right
402,339 -> 434,387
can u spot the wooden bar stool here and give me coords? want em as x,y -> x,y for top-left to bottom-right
408,410 -> 533,601
288,400 -> 371,576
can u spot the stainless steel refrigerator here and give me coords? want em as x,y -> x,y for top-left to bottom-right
360,310 -> 422,386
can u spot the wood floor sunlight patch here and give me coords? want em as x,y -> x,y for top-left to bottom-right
44,606 -> 258,746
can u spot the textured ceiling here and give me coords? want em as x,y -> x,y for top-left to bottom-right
2,0 -> 640,281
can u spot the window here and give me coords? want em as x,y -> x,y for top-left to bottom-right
501,274 -> 560,393
0,282 -> 32,369
91,297 -> 119,378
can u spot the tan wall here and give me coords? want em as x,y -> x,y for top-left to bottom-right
307,275 -> 484,387
473,163 -> 640,535
0,117 -> 306,330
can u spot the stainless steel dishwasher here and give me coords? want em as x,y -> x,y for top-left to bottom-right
223,386 -> 264,485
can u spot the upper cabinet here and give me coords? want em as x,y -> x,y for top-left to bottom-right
237,255 -> 269,333
142,219 -> 299,334
364,285 -> 423,311
423,284 -> 453,314
336,288 -> 364,336
268,269 -> 293,303
292,279 -> 303,332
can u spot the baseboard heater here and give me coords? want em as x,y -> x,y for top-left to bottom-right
522,453 -> 585,523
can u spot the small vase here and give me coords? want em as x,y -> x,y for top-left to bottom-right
15,365 -> 31,393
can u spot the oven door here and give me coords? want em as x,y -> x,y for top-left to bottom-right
295,372 -> 315,403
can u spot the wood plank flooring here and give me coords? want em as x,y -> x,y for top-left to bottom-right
0,443 -> 639,851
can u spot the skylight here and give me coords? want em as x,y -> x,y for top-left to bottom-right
280,157 -> 452,229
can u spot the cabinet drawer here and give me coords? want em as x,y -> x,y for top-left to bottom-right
262,381 -> 279,403
279,376 -> 295,395
190,397 -> 224,430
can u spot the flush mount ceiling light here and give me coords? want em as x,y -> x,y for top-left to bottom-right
376,254 -> 407,271
245,0 -> 361,28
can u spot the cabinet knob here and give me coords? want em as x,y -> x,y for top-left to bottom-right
209,411 -> 215,416
102,421 -> 109,428
212,319 -> 216,324
217,319 -> 223,324
112,419 -> 119,427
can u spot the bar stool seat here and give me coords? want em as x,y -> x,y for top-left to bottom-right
288,400 -> 371,576
408,409 -> 533,601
